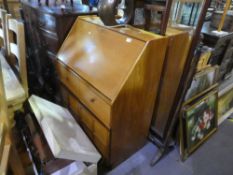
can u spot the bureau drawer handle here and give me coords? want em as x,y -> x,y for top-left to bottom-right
90,98 -> 96,103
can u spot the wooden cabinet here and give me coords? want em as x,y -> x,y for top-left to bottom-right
21,1 -> 97,56
55,16 -> 168,166
21,1 -> 97,98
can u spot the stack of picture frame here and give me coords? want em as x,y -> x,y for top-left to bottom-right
180,64 -> 219,160
218,87 -> 233,122
218,71 -> 233,124
196,46 -> 213,71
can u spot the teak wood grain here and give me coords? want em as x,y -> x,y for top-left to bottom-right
111,39 -> 168,165
56,16 -> 168,166
55,60 -> 111,128
67,89 -> 110,159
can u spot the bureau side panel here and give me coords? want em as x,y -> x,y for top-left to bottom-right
110,38 -> 168,166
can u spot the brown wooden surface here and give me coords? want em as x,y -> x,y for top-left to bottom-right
63,84 -> 110,159
55,60 -> 111,128
77,97 -> 110,159
21,1 -> 97,56
57,18 -> 147,101
77,16 -> 166,41
21,2 -> 96,56
0,0 -> 21,18
0,144 -> 11,173
151,28 -> 191,138
0,124 -> 5,162
111,38 -> 168,165
21,2 -> 97,100
9,145 -> 26,175
55,17 -> 168,166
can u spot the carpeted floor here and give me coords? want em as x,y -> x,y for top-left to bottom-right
107,120 -> 233,175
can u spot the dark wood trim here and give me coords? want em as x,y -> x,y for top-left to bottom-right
164,0 -> 212,146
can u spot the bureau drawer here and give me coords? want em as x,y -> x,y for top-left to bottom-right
68,95 -> 110,158
55,60 -> 111,128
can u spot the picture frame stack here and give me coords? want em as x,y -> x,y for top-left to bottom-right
218,72 -> 233,125
218,87 -> 233,123
180,50 -> 219,160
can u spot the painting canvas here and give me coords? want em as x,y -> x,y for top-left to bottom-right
185,66 -> 218,102
183,91 -> 218,153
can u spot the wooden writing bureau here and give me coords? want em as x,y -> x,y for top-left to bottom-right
54,16 -> 168,166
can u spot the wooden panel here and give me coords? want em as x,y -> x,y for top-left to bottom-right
80,16 -> 164,41
41,30 -> 59,54
93,120 -> 110,159
151,29 -> 190,138
80,123 -> 93,140
72,97 -> 110,159
0,123 -> 5,161
55,60 -> 111,129
57,18 -> 146,100
93,136 -> 109,160
0,0 -> 21,18
59,85 -> 69,107
93,118 -> 109,149
38,13 -> 56,32
68,93 -> 78,113
111,38 -> 168,166
55,17 -> 168,166
0,144 -> 11,174
78,102 -> 95,131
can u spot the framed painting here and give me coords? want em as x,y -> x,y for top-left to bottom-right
182,90 -> 218,157
184,66 -> 219,104
218,87 -> 233,122
196,46 -> 213,71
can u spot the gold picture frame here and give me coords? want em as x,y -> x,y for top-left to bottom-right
184,66 -> 219,105
180,90 -> 218,160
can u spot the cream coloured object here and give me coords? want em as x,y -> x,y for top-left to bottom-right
28,95 -> 101,164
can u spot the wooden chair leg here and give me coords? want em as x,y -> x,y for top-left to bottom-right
8,110 -> 15,128
0,144 -> 11,174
